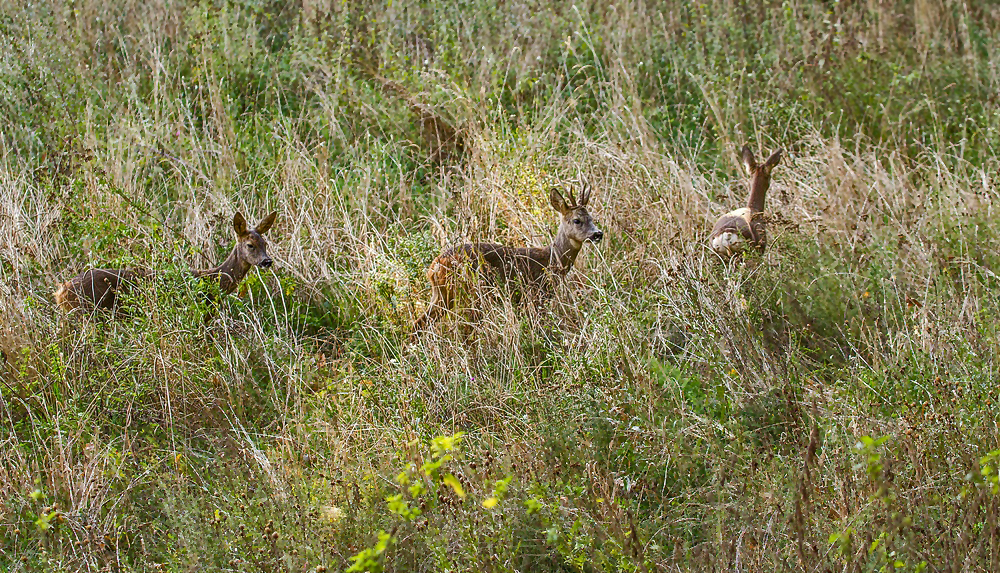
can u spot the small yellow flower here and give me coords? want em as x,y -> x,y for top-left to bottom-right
320,505 -> 344,525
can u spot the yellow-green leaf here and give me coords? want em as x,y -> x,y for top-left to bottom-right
482,497 -> 499,508
442,474 -> 466,499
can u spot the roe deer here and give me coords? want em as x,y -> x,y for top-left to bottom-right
413,184 -> 603,330
710,145 -> 782,257
54,212 -> 277,314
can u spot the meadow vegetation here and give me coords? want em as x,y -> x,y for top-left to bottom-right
2,0 -> 1000,571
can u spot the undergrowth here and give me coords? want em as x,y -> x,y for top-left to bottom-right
2,0 -> 999,571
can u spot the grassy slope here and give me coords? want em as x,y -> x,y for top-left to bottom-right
1,0 -> 1000,571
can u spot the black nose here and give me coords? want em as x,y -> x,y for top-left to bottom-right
260,258 -> 273,268
591,231 -> 604,242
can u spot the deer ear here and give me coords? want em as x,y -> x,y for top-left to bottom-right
233,212 -> 248,236
550,187 -> 571,215
256,212 -> 277,234
577,183 -> 591,207
741,145 -> 757,174
763,149 -> 783,169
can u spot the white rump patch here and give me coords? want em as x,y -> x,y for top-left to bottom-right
711,231 -> 745,256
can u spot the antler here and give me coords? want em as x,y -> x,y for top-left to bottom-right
577,181 -> 592,207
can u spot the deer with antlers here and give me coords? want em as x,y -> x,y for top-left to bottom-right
414,184 -> 603,331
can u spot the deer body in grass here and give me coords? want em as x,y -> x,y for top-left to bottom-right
710,146 -> 782,257
414,185 -> 603,330
54,212 -> 277,314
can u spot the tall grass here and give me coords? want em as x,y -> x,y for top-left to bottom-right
1,0 -> 999,571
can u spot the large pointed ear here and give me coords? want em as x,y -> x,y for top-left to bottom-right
577,182 -> 592,207
550,186 -> 572,215
233,212 -> 248,236
255,211 -> 277,234
741,145 -> 757,174
763,149 -> 783,169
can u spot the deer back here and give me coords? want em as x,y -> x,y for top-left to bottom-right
55,269 -> 153,313
427,243 -> 552,294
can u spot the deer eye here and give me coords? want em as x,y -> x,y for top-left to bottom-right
246,243 -> 255,250
573,219 -> 581,225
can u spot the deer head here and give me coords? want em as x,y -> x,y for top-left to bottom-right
549,184 -> 604,248
742,146 -> 782,213
232,211 -> 276,269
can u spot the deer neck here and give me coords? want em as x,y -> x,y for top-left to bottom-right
196,245 -> 251,294
548,230 -> 583,276
746,173 -> 770,213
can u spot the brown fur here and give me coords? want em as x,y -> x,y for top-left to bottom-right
53,282 -> 77,311
709,146 -> 782,257
54,269 -> 153,313
55,212 -> 277,315
710,208 -> 765,255
414,185 -> 603,331
420,244 -> 554,319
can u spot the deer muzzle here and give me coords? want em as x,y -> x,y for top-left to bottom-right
260,258 -> 273,268
589,230 -> 604,243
